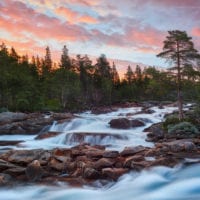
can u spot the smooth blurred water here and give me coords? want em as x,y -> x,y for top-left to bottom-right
1,104 -> 200,199
0,105 -> 178,151
1,164 -> 200,200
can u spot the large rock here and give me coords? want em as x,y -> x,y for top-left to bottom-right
94,158 -> 114,170
7,149 -> 45,164
162,139 -> 197,152
0,112 -> 75,135
102,168 -> 128,180
0,112 -> 28,125
109,118 -> 145,129
109,118 -> 131,129
25,160 -> 43,181
120,146 -> 146,157
83,167 -> 100,179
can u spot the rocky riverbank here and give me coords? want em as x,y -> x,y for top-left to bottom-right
0,102 -> 199,187
0,112 -> 75,135
0,135 -> 199,187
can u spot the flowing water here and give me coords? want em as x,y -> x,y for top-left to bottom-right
1,104 -> 200,200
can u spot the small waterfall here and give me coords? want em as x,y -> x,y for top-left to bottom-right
64,132 -> 128,146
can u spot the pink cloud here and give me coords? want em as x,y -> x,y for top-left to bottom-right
192,27 -> 200,37
55,6 -> 97,24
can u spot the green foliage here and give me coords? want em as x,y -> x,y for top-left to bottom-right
163,116 -> 180,130
167,122 -> 199,135
0,39 -> 200,112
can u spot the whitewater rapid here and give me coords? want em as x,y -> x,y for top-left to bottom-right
1,104 -> 199,200
0,105 -> 178,151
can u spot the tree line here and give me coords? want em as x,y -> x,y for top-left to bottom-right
0,30 -> 200,112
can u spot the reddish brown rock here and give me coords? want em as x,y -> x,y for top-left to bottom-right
49,157 -> 65,171
25,160 -> 44,181
103,150 -> 119,158
94,158 -> 114,170
7,149 -> 44,164
120,146 -> 146,157
35,131 -> 62,140
4,167 -> 26,176
83,167 -> 100,179
102,168 -> 129,180
124,155 -> 144,167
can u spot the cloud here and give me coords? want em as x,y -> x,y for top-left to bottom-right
192,27 -> 200,37
55,6 -> 98,24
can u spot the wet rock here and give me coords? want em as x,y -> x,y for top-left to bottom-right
0,140 -> 24,146
7,149 -> 44,164
35,131 -> 62,140
0,173 -> 12,185
127,161 -> 149,171
94,158 -> 114,170
162,140 -> 197,152
83,167 -> 100,179
0,112 -> 75,135
25,160 -> 43,181
102,168 -> 128,180
131,119 -> 145,127
0,112 -> 28,125
109,118 -> 131,129
145,123 -> 164,142
120,146 -> 146,157
49,158 -> 65,171
4,167 -> 26,176
103,151 -> 119,158
124,155 -> 144,167
66,132 -> 128,146
0,159 -> 16,171
149,157 -> 180,168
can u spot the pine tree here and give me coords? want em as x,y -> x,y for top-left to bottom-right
157,30 -> 200,120
111,62 -> 120,85
124,65 -> 134,84
60,45 -> 71,70
43,46 -> 52,74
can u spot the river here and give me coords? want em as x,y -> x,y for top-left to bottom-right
1,104 -> 200,200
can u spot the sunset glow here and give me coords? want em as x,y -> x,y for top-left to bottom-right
0,0 -> 200,71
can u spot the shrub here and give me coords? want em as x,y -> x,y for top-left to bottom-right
163,115 -> 180,130
168,122 -> 199,136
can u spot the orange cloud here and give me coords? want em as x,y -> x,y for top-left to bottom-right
55,6 -> 97,24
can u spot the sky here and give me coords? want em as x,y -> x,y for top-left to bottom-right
0,0 -> 200,74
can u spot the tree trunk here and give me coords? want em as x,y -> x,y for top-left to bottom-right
177,42 -> 184,121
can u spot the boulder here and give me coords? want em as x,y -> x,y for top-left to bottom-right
7,149 -> 44,164
120,146 -> 146,157
103,150 -> 119,158
83,167 -> 100,179
162,139 -> 197,152
131,119 -> 145,127
0,112 -> 28,125
109,118 -> 131,129
102,168 -> 128,180
94,158 -> 114,170
25,160 -> 43,181
124,155 -> 144,167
